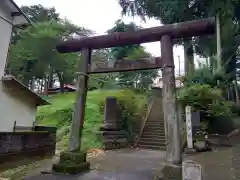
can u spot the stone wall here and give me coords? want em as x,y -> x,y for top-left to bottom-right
0,126 -> 56,171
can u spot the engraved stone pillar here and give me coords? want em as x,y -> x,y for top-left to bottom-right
99,96 -> 127,150
103,97 -> 122,130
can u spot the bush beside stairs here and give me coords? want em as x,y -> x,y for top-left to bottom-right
137,98 -> 166,150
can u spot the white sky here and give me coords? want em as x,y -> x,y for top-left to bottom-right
15,0 -> 186,75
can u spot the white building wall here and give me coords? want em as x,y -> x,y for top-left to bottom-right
0,5 -> 13,77
0,82 -> 37,132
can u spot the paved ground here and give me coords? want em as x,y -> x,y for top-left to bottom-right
184,147 -> 239,180
25,149 -> 166,180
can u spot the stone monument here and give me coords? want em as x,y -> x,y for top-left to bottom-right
99,96 -> 128,150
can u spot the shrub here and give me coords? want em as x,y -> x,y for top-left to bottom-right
99,89 -> 147,141
178,84 -> 233,117
231,104 -> 240,116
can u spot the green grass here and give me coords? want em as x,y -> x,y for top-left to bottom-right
36,89 -> 147,151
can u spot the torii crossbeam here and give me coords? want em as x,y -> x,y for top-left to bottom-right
57,17 -> 215,53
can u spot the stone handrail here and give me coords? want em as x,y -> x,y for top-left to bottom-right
135,98 -> 155,146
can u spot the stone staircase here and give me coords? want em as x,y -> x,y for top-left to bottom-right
138,98 -> 166,150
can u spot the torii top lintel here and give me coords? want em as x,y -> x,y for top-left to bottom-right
56,17 -> 215,53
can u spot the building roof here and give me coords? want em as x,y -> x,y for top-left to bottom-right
4,0 -> 31,26
2,75 -> 50,106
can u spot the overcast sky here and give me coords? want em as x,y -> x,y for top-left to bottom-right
15,0 -> 186,75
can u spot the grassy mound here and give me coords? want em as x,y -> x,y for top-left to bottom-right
37,89 -> 147,151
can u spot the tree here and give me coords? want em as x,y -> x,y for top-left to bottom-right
21,4 -> 60,22
107,20 -> 158,91
88,49 -> 119,90
118,0 -> 240,78
11,5 -> 61,44
7,20 -> 91,93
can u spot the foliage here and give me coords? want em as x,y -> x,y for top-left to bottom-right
107,20 -> 158,90
7,19 -> 91,91
178,84 -> 233,117
7,4 -> 94,93
37,90 -> 147,151
231,104 -> 240,116
88,49 -> 118,90
118,0 -> 240,78
98,89 -> 147,141
182,60 -> 231,89
21,4 -> 60,22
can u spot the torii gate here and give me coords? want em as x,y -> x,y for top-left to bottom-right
56,18 -> 215,165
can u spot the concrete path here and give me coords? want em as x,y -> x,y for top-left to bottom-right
25,149 -> 166,180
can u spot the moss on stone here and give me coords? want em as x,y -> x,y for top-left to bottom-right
52,151 -> 90,174
161,165 -> 182,179
52,162 -> 90,174
59,151 -> 86,164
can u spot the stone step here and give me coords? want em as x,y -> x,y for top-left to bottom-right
102,134 -> 127,139
148,114 -> 164,118
143,126 -> 165,132
147,117 -> 164,122
139,140 -> 165,146
103,138 -> 128,143
141,131 -> 165,137
139,137 -> 165,143
145,123 -> 165,128
138,144 -> 166,150
147,119 -> 165,123
101,131 -> 126,136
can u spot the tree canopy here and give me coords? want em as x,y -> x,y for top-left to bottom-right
7,5 -> 160,94
107,20 -> 158,90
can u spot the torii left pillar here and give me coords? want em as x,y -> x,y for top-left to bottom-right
68,48 -> 91,151
52,49 -> 91,174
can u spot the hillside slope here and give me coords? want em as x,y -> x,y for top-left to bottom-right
37,89 -> 146,151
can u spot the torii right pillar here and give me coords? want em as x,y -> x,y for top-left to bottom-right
161,35 -> 182,178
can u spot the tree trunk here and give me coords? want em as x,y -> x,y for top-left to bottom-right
44,76 -> 48,96
48,72 -> 54,89
68,48 -> 91,152
57,72 -> 64,93
234,81 -> 240,105
216,13 -> 222,70
40,79 -> 44,93
184,39 -> 194,76
30,77 -> 35,90
36,79 -> 40,93
23,78 -> 30,87
161,35 -> 181,165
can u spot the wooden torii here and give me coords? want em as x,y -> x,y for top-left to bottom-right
56,17 -> 215,165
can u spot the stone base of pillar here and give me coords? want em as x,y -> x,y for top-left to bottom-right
52,151 -> 90,174
185,148 -> 196,154
99,128 -> 128,150
159,164 -> 182,180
